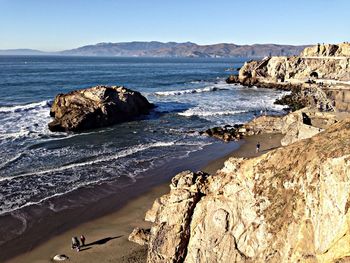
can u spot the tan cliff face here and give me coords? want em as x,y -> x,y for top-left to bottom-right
237,43 -> 350,113
137,118 -> 350,263
239,43 -> 350,83
301,43 -> 350,57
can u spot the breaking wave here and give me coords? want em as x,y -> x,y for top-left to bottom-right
179,109 -> 248,117
154,86 -> 225,96
0,141 -> 184,183
0,100 -> 51,113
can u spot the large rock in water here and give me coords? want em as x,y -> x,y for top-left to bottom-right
48,86 -> 154,132
132,118 -> 350,262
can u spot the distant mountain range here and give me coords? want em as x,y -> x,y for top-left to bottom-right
0,41 -> 309,58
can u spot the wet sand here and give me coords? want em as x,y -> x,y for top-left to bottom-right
5,133 -> 283,263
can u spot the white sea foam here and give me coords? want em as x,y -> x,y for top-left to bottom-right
0,100 -> 53,141
2,179 -> 103,215
0,141 -> 181,182
0,153 -> 26,170
0,100 -> 51,113
174,85 -> 289,124
179,109 -> 248,117
154,86 -> 224,96
0,140 -> 210,215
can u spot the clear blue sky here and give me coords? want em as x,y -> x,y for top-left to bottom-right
1,0 -> 349,51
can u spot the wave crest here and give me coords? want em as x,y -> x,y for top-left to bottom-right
0,141 -> 184,183
179,109 -> 248,117
0,100 -> 51,113
154,86 -> 224,96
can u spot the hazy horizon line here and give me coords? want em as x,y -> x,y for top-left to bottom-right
0,40 -> 316,53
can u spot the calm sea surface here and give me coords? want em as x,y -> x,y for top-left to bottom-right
0,56 -> 287,215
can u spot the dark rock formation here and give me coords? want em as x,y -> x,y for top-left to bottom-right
200,125 -> 254,142
225,75 -> 239,84
274,86 -> 336,112
48,86 -> 154,132
274,87 -> 311,111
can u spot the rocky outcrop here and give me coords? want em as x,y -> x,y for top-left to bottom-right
244,115 -> 285,134
132,118 -> 350,262
226,75 -> 240,84
239,53 -> 350,83
226,43 -> 350,114
202,108 -> 342,144
244,108 -> 342,146
274,86 -> 322,111
200,107 -> 341,144
237,43 -> 350,84
48,86 -> 154,132
328,89 -> 350,112
200,125 -> 254,142
301,43 -> 350,57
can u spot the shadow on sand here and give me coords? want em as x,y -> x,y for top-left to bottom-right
262,146 -> 280,152
78,247 -> 92,252
85,236 -> 123,247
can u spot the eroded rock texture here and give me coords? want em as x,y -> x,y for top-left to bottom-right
239,43 -> 350,83
136,118 -> 350,263
301,43 -> 350,57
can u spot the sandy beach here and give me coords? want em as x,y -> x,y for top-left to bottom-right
5,132 -> 283,263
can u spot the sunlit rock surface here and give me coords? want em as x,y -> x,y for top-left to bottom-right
134,118 -> 350,262
49,85 -> 153,132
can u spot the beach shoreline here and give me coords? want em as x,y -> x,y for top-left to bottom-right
4,132 -> 283,263
1,140 -> 239,263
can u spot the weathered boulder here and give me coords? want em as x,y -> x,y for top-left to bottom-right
200,125 -> 252,142
244,115 -> 285,134
48,85 -> 154,132
136,118 -> 350,262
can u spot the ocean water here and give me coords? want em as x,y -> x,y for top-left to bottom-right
0,56 -> 287,215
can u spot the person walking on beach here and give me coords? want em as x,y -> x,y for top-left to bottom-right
256,142 -> 261,153
71,236 -> 80,252
80,235 -> 86,247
